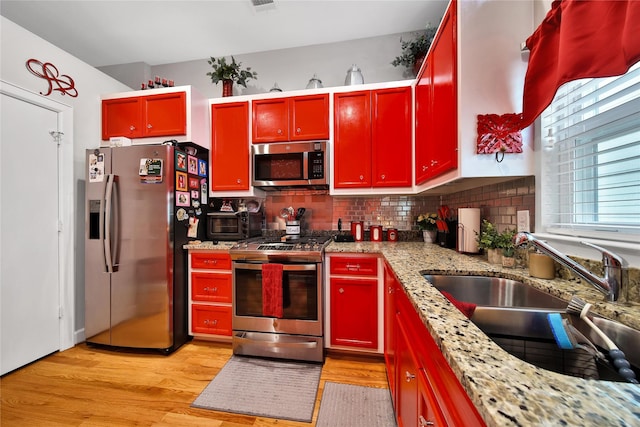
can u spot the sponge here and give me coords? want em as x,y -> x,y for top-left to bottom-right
547,313 -> 575,350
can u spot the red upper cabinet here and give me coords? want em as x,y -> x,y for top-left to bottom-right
334,90 -> 372,188
102,91 -> 187,141
372,87 -> 412,187
289,95 -> 329,140
415,3 -> 457,184
142,92 -> 187,137
252,94 -> 329,143
102,97 -> 142,140
210,102 -> 250,191
334,87 -> 412,189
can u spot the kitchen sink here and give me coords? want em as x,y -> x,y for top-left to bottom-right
423,274 -> 640,382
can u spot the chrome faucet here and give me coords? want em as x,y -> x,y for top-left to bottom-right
514,232 -> 624,302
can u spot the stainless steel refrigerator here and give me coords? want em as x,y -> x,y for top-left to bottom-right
85,142 -> 208,353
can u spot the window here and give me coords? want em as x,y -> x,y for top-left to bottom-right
540,62 -> 640,243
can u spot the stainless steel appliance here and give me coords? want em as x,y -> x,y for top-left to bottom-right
84,143 -> 208,353
206,211 -> 262,241
229,235 -> 331,362
252,141 -> 328,189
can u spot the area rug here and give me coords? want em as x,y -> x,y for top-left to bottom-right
316,382 -> 397,427
191,355 -> 322,422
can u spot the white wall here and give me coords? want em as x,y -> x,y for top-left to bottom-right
104,32 -> 423,98
0,16 -> 131,338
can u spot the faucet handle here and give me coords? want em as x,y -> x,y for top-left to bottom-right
580,241 -> 623,268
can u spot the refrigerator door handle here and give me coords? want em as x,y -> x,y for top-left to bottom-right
104,174 -> 120,272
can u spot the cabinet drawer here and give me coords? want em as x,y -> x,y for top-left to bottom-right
191,272 -> 232,303
191,252 -> 231,270
191,305 -> 232,336
330,256 -> 378,276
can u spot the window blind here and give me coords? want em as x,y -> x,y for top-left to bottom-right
540,62 -> 640,242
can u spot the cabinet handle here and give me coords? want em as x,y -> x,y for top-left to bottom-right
147,123 -> 153,129
236,178 -> 241,184
405,371 -> 416,382
339,288 -> 345,294
296,127 -> 301,134
419,415 -> 434,426
345,263 -> 360,271
359,175 -> 364,181
204,319 -> 218,326
430,160 -> 438,166
204,259 -> 218,264
277,129 -> 283,135
422,165 -> 428,171
381,174 -> 385,180
129,125 -> 136,131
388,286 -> 394,294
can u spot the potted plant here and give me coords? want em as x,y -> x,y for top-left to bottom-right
206,56 -> 258,96
496,228 -> 517,267
416,213 -> 438,243
391,25 -> 438,75
476,220 -> 502,264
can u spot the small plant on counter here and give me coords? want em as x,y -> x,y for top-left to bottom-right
476,219 -> 500,250
497,228 -> 517,257
416,213 -> 438,231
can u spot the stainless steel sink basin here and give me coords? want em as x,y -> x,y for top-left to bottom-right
422,274 -> 568,308
423,274 -> 640,382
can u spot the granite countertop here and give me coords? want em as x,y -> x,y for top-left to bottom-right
326,242 -> 640,426
183,240 -> 236,250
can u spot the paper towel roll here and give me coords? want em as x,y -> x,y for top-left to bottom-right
457,208 -> 480,253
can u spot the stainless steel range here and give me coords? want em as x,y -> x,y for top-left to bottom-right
229,235 -> 331,362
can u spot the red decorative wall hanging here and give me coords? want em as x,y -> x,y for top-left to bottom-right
476,113 -> 522,161
25,58 -> 78,98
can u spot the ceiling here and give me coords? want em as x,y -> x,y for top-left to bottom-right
1,0 -> 448,68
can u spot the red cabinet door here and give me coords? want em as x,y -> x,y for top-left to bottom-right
415,4 -> 457,184
290,94 -> 329,141
101,97 -> 142,140
142,92 -> 186,137
211,102 -> 249,190
330,277 -> 378,349
191,272 -> 232,303
384,262 -> 398,402
334,91 -> 371,188
191,305 -> 232,336
372,87 -> 412,187
430,8 -> 457,178
252,98 -> 289,142
395,311 -> 419,427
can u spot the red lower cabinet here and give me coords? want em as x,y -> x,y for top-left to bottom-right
385,261 -> 485,426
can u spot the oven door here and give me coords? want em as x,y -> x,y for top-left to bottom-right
232,262 -> 323,337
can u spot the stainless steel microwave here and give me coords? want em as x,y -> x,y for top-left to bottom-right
206,211 -> 262,241
252,141 -> 328,189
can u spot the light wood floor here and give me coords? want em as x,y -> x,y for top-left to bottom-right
1,340 -> 390,426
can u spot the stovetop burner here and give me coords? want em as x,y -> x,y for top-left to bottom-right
230,235 -> 332,262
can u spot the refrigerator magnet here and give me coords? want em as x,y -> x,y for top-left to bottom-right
187,217 -> 199,238
200,179 -> 208,204
176,208 -> 187,221
191,190 -> 199,200
188,176 -> 200,189
187,155 -> 198,174
89,153 -> 105,183
176,191 -> 190,207
198,159 -> 207,177
175,151 -> 187,171
176,171 -> 187,191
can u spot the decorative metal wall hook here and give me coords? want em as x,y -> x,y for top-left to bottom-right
49,131 -> 64,143
495,150 -> 505,163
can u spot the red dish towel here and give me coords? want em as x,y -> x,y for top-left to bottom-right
441,291 -> 477,319
262,264 -> 284,318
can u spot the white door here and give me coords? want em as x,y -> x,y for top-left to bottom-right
1,91 -> 61,375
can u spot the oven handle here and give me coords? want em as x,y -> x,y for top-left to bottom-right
234,333 -> 318,349
233,262 -> 317,272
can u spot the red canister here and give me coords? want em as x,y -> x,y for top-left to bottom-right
370,225 -> 383,242
387,228 -> 398,242
351,221 -> 364,241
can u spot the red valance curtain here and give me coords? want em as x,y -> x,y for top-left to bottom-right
519,0 -> 640,129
